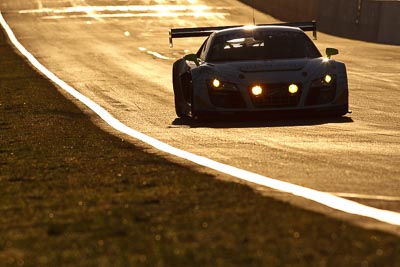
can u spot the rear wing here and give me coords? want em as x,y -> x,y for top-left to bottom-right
169,21 -> 317,47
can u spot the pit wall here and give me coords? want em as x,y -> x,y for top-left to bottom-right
238,0 -> 400,45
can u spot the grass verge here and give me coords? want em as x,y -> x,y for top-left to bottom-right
0,28 -> 399,267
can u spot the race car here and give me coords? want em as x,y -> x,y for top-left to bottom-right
170,22 -> 349,119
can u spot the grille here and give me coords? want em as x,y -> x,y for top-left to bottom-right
249,83 -> 302,108
306,86 -> 336,106
208,90 -> 246,108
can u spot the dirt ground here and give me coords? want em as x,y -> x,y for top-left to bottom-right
0,28 -> 399,266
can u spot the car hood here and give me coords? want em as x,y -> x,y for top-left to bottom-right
210,58 -> 315,72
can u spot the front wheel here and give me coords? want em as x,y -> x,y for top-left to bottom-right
172,61 -> 187,118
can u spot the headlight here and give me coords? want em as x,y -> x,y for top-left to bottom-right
311,74 -> 336,87
212,78 -> 221,88
251,85 -> 263,96
288,84 -> 299,94
324,74 -> 332,84
208,79 -> 238,91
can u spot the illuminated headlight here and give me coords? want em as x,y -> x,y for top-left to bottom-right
212,78 -> 221,88
324,74 -> 332,84
251,85 -> 263,96
209,79 -> 238,91
288,84 -> 299,94
311,74 -> 336,87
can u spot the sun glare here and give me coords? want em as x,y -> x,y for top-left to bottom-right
19,5 -> 228,19
243,25 -> 257,30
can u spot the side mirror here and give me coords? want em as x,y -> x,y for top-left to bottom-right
184,54 -> 200,67
326,48 -> 339,59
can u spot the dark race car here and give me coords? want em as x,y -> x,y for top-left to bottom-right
170,22 -> 350,119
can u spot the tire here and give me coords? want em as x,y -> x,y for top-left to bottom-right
172,61 -> 186,118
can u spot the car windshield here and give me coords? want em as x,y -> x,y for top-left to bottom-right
207,29 -> 321,62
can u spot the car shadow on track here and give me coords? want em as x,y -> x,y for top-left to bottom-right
171,115 -> 354,128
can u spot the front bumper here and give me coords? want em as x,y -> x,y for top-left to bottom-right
193,103 -> 350,119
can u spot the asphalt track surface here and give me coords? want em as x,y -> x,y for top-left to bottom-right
1,1 -> 399,228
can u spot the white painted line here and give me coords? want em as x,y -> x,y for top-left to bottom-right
1,12 -> 400,226
138,47 -> 170,60
332,193 -> 400,201
146,51 -> 170,60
